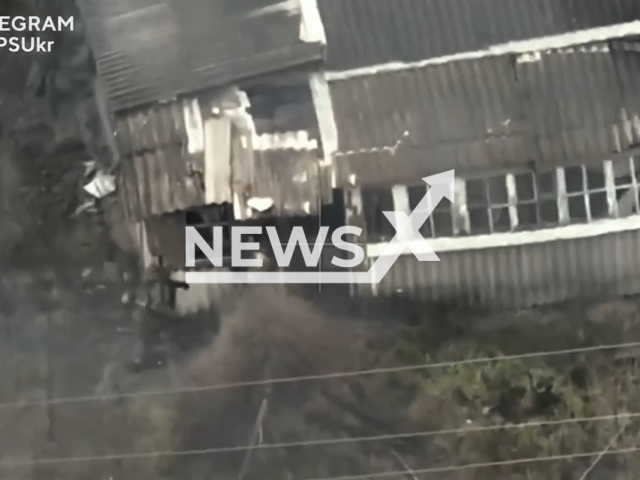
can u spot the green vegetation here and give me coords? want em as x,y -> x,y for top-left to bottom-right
157,294 -> 640,480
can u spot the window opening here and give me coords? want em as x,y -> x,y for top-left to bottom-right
362,157 -> 640,242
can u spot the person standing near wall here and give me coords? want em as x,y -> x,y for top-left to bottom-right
128,260 -> 190,372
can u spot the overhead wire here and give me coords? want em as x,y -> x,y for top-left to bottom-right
0,409 -> 639,468
0,340 -> 638,410
302,446 -> 640,480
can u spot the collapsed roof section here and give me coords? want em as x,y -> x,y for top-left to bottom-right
77,0 -> 325,112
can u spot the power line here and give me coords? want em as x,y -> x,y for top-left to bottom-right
578,421 -> 632,480
303,446 -> 640,480
0,411 -> 638,468
1,340 -> 639,410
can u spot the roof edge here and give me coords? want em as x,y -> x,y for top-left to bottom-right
325,20 -> 640,82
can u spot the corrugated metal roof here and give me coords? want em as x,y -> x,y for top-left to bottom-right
114,101 -> 187,156
319,0 -> 640,71
118,146 -> 205,220
113,100 -> 205,220
363,228 -> 640,311
114,94 -> 324,220
77,0 -> 323,112
330,46 -> 640,187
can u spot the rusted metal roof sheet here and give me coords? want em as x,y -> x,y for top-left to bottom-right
331,46 -> 640,187
77,0 -> 324,112
361,229 -> 640,311
319,0 -> 640,71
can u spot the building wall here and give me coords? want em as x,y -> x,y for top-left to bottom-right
350,158 -> 640,311
360,228 -> 640,311
328,46 -> 640,188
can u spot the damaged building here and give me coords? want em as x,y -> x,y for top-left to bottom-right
320,2 -> 640,310
77,0 -> 332,314
78,0 -> 640,313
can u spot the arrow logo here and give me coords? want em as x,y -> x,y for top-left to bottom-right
362,170 -> 454,284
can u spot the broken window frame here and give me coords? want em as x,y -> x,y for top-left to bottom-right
363,157 -> 640,240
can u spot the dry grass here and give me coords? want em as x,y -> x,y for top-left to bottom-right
162,287 -> 372,480
2,284 -> 640,480
158,294 -> 640,480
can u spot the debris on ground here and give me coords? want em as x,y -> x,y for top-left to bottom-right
83,169 -> 116,199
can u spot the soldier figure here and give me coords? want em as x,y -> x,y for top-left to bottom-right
127,230 -> 275,372
128,261 -> 190,372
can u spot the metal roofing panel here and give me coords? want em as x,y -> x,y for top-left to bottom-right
253,146 -> 321,216
115,97 -> 324,220
330,46 -> 640,187
319,0 -> 640,71
114,101 -> 187,156
114,100 -> 205,220
77,0 -> 323,112
120,145 -> 323,222
516,46 -> 640,166
330,55 -> 527,185
364,229 -> 640,311
118,147 -> 205,220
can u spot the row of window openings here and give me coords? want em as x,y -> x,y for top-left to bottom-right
363,163 -> 640,240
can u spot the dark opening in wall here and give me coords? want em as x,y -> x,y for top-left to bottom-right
564,164 -> 609,222
466,176 -> 508,235
361,187 -> 395,242
185,204 -> 235,265
512,171 -> 558,228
